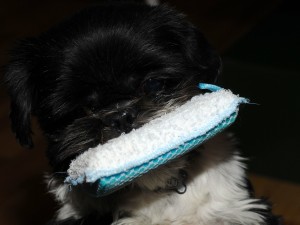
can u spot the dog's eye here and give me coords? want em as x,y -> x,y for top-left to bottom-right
84,103 -> 98,114
142,78 -> 165,94
84,92 -> 99,113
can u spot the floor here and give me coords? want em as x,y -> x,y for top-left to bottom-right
0,0 -> 299,225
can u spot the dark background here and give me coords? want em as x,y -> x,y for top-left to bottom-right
0,0 -> 299,224
222,0 -> 300,183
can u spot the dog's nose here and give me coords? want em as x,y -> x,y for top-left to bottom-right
103,109 -> 137,133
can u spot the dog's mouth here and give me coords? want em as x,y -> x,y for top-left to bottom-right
100,126 -> 135,144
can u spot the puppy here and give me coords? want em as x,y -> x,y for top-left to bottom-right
5,1 -> 281,225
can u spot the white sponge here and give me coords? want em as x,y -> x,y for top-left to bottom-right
65,84 -> 247,196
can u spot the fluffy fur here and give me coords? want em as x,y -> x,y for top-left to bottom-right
5,1 -> 281,224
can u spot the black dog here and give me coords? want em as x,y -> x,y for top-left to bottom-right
5,1 -> 281,225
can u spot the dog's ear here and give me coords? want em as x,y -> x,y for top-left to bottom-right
5,38 -> 40,148
185,26 -> 222,84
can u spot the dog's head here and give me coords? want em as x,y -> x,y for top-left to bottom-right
5,3 -> 221,173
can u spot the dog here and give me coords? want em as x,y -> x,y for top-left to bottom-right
5,1 -> 282,224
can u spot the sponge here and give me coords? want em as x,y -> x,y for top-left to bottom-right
65,84 -> 247,196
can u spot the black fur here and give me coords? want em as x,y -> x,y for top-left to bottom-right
46,212 -> 112,225
5,2 -> 220,172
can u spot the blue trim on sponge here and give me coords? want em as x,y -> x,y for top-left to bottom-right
198,83 -> 222,92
